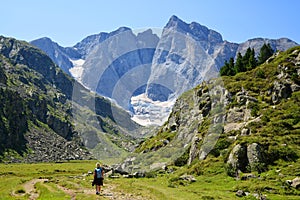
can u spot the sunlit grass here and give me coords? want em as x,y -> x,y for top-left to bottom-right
0,159 -> 299,199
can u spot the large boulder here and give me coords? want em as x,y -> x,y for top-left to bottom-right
226,143 -> 265,176
247,143 -> 265,172
227,144 -> 248,175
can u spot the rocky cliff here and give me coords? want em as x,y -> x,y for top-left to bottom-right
0,36 -> 142,162
146,16 -> 298,102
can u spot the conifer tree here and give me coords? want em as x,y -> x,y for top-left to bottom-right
234,52 -> 244,73
220,57 -> 235,76
247,48 -> 257,70
258,43 -> 274,64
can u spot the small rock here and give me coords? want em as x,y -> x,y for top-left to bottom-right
163,139 -> 169,145
241,128 -> 250,136
236,190 -> 246,197
87,171 -> 93,175
150,162 -> 167,170
133,171 -> 145,178
109,175 -> 120,179
260,195 -> 268,200
291,177 -> 300,189
286,180 -> 292,185
179,174 -> 196,182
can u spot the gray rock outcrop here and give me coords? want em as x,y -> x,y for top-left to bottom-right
227,143 -> 265,176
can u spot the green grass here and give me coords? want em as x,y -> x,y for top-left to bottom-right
0,159 -> 300,199
110,174 -> 237,200
0,161 -> 99,199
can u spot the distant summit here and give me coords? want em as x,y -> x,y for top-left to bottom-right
165,15 -> 223,44
31,15 -> 299,126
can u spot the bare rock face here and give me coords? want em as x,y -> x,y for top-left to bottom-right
146,15 -> 228,102
226,143 -> 265,176
30,37 -> 79,74
81,28 -> 159,111
30,15 -> 298,126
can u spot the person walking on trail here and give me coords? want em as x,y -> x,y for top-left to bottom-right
92,162 -> 104,195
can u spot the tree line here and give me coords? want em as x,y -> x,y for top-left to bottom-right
220,43 -> 274,76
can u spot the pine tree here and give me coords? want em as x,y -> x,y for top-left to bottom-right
228,57 -> 235,76
247,48 -> 257,70
258,43 -> 274,64
220,61 -> 229,76
220,57 -> 235,76
234,52 -> 245,73
243,48 -> 252,69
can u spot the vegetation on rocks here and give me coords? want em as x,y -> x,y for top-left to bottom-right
130,46 -> 300,199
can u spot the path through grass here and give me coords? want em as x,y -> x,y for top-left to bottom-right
1,160 -> 300,199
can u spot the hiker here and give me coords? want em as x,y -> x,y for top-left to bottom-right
92,162 -> 104,195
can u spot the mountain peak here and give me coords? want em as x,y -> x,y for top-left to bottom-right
110,27 -> 132,36
165,15 -> 187,29
31,37 -> 54,44
164,15 -> 223,43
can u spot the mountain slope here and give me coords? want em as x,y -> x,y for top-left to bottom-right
131,46 -> 300,176
0,36 -> 142,162
30,37 -> 80,74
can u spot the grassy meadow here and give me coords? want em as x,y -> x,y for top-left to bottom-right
0,159 -> 299,199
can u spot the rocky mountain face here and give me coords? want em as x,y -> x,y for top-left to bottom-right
30,37 -> 80,74
31,15 -> 298,126
146,16 -> 298,102
0,36 -> 142,162
131,46 -> 300,175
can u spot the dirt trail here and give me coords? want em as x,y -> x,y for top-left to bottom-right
57,180 -> 143,200
13,178 -> 48,200
14,177 -> 143,200
101,183 -> 144,200
57,181 -> 143,200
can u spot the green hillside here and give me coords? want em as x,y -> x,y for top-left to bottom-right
130,46 -> 300,198
0,36 -> 142,162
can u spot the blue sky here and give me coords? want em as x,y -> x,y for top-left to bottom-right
1,0 -> 299,46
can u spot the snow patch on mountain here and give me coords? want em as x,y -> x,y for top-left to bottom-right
130,93 -> 175,126
69,59 -> 85,82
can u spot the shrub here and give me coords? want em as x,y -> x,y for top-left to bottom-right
144,171 -> 157,178
267,145 -> 299,163
210,138 -> 231,157
225,163 -> 237,177
256,69 -> 265,78
174,146 -> 190,167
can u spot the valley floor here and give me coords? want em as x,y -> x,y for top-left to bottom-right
0,160 -> 299,200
